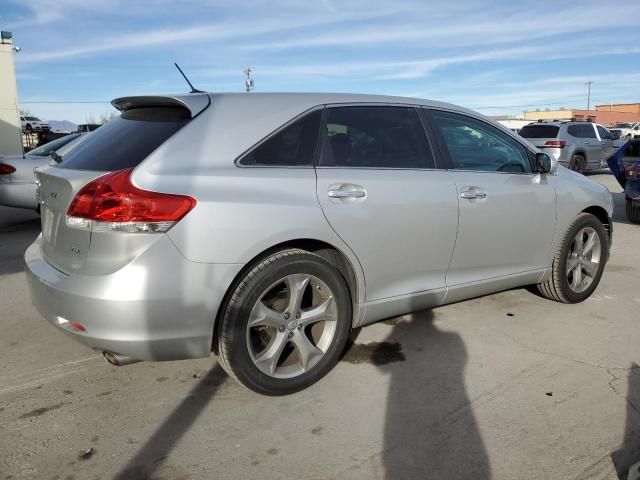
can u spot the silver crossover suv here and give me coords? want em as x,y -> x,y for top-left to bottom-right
519,120 -> 617,172
25,93 -> 613,395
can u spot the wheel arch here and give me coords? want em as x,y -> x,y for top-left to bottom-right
212,238 -> 363,354
582,205 -> 611,241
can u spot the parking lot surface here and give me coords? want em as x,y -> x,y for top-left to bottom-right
0,173 -> 638,480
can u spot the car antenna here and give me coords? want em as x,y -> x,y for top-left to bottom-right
174,63 -> 204,93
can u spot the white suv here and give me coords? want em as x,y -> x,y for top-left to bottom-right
20,116 -> 50,132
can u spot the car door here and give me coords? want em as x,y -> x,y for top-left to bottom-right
315,105 -> 459,304
596,125 -> 616,164
423,108 -> 556,288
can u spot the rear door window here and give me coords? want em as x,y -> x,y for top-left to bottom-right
568,124 -> 597,139
239,110 -> 322,167
56,107 -> 190,171
318,106 -> 434,168
518,125 -> 560,138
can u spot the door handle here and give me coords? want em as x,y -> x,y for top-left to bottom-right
328,189 -> 366,199
460,190 -> 487,200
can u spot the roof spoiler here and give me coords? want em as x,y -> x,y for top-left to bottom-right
111,94 -> 210,118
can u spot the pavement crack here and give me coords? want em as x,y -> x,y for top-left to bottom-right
498,331 -> 638,372
607,368 -> 640,417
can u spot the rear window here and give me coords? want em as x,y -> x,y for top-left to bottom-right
518,125 -> 560,138
56,107 -> 190,171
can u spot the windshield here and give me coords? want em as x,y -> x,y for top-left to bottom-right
28,134 -> 80,156
25,116 -> 40,121
615,123 -> 632,128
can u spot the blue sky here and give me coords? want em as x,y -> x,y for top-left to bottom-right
2,0 -> 639,123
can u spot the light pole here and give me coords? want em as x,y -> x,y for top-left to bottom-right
244,67 -> 254,93
585,81 -> 593,111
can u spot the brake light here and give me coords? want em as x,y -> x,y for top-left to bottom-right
544,140 -> 566,148
66,169 -> 196,233
0,164 -> 16,175
625,164 -> 640,180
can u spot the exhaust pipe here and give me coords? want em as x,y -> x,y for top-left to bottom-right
103,351 -> 139,367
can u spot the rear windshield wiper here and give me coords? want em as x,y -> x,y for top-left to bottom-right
50,152 -> 63,163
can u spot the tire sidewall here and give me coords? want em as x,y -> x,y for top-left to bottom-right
557,214 -> 608,302
570,155 -> 585,172
221,253 -> 352,395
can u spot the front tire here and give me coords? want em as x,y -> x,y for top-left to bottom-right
535,213 -> 608,303
217,248 -> 352,395
627,198 -> 640,223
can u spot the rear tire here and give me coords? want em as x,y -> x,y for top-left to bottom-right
569,154 -> 585,173
217,248 -> 352,395
627,198 -> 640,223
535,213 -> 608,303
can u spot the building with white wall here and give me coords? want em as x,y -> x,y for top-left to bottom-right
0,31 -> 23,155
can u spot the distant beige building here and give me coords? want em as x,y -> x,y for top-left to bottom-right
595,103 -> 640,115
0,31 -> 22,155
523,107 -> 640,127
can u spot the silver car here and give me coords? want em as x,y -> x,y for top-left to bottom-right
25,93 -> 613,395
519,120 -> 617,172
0,133 -> 86,211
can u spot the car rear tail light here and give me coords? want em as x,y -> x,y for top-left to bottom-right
0,163 -> 16,175
544,140 -> 566,148
625,164 -> 640,180
66,168 -> 196,233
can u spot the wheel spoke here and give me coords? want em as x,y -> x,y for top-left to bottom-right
582,232 -> 597,256
299,296 -> 336,327
249,302 -> 285,328
285,274 -> 310,314
291,331 -> 323,371
573,230 -> 584,252
254,331 -> 288,376
570,265 -> 583,290
566,256 -> 580,275
582,260 -> 598,277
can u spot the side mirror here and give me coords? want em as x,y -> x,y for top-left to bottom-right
535,153 -> 552,174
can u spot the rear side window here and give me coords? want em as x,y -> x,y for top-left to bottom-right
56,107 -> 190,171
318,106 -> 433,168
518,125 -> 560,138
239,110 -> 322,166
567,124 -> 597,139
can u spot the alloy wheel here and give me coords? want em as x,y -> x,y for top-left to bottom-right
246,274 -> 338,379
566,226 -> 601,294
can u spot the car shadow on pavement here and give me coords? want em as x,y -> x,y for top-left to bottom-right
380,310 -> 491,479
0,218 -> 40,276
114,365 -> 227,479
611,363 -> 640,479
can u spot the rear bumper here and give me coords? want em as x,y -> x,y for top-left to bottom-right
24,234 -> 243,361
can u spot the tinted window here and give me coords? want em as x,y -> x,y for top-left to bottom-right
240,110 -> 321,167
28,134 -> 80,156
567,124 -> 596,139
518,125 -> 560,138
429,110 -> 531,173
596,125 -> 613,140
318,106 -> 433,168
57,107 -> 189,171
